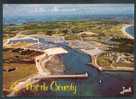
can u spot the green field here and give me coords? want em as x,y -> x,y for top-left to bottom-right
3,20 -> 126,40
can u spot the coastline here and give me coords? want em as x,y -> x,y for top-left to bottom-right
121,24 -> 134,39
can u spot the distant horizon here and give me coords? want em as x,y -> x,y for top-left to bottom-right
3,4 -> 134,24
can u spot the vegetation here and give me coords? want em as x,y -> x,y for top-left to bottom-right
5,42 -> 33,48
3,48 -> 42,91
97,36 -> 134,67
3,20 -> 134,93
65,34 -> 80,40
3,20 -> 125,40
109,37 -> 134,53
97,52 -> 133,68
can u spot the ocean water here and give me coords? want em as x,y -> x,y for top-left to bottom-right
126,26 -> 134,37
3,4 -> 134,96
33,37 -> 134,96
4,14 -> 134,25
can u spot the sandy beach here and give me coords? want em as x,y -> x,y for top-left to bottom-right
121,24 -> 134,39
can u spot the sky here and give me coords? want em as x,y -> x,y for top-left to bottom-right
3,4 -> 134,17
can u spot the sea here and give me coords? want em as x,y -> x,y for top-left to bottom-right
3,4 -> 134,96
3,14 -> 134,25
126,26 -> 134,37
